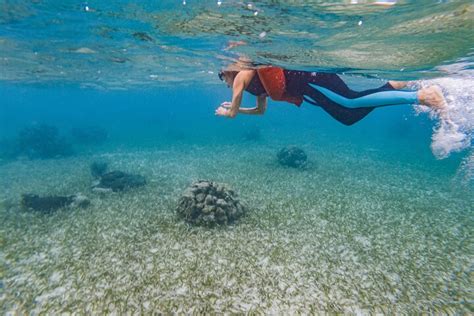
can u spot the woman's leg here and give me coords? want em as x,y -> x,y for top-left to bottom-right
283,71 -> 380,125
304,72 -> 419,108
307,72 -> 402,98
302,84 -> 375,126
308,84 -> 419,108
299,71 -> 396,99
286,71 -> 443,125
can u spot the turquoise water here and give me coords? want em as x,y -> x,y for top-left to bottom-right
1,1 -> 473,313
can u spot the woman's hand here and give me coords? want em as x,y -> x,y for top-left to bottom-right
215,101 -> 232,117
215,106 -> 230,117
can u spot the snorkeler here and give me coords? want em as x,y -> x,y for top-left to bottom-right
215,64 -> 446,125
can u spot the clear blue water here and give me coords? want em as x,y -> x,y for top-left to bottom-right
0,1 -> 473,313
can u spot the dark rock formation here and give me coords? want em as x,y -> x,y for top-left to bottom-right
18,124 -> 73,159
21,193 -> 90,212
93,171 -> 146,192
177,180 -> 246,227
277,146 -> 307,168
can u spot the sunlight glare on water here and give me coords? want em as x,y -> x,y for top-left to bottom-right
0,0 -> 473,87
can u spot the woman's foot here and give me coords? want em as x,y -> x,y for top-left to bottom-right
417,85 -> 447,110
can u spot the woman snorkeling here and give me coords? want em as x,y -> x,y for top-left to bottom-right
215,63 -> 446,126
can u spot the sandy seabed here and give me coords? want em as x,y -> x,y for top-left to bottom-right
0,144 -> 472,314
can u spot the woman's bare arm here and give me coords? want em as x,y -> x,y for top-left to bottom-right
237,95 -> 267,115
226,70 -> 256,118
220,91 -> 267,115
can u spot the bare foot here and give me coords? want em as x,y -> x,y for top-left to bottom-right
417,85 -> 447,110
388,80 -> 408,89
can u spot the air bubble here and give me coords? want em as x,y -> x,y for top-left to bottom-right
81,3 -> 91,12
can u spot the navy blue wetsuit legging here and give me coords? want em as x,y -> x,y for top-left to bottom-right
284,71 -> 418,125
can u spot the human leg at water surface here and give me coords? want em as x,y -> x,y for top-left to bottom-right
215,66 -> 446,126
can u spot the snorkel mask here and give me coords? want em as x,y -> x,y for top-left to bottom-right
218,71 -> 225,81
